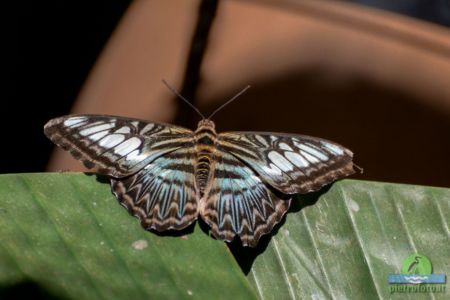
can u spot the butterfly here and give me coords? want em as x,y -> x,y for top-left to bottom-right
44,83 -> 358,247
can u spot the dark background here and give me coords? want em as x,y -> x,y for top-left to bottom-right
6,0 -> 450,187
8,1 -> 132,173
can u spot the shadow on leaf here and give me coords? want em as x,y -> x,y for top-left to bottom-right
0,280 -> 66,300
92,174 -> 110,184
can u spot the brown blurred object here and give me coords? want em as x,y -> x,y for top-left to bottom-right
47,0 -> 200,172
47,0 -> 450,187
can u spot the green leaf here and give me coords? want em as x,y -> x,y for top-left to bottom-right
0,173 -> 257,299
1,174 -> 449,299
246,180 -> 450,299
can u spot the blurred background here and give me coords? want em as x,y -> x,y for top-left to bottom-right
8,0 -> 450,187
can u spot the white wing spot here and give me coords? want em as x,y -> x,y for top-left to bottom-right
64,117 -> 86,127
98,134 -> 125,148
285,151 -> 309,167
255,135 -> 269,147
140,123 -> 155,135
126,149 -> 147,162
69,122 -> 87,128
322,142 -> 344,155
279,142 -> 293,151
115,126 -> 131,134
114,137 -> 142,156
268,151 -> 294,172
298,144 -> 329,161
269,163 -> 283,175
300,151 -> 320,163
262,164 -> 282,176
80,123 -> 115,136
84,121 -> 104,127
89,131 -> 108,142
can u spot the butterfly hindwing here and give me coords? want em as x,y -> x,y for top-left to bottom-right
199,150 -> 291,247
44,114 -> 194,177
111,147 -> 199,231
218,132 -> 355,194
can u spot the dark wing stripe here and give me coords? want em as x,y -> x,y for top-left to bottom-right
218,132 -> 356,194
44,114 -> 194,177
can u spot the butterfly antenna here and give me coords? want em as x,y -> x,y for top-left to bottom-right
162,79 -> 206,119
207,85 -> 251,119
354,163 -> 364,174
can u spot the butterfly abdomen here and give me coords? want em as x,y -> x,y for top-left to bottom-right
194,120 -> 218,195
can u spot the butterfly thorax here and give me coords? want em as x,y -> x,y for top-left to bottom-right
194,119 -> 217,196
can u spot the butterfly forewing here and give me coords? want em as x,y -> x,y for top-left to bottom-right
44,115 -> 194,177
218,132 -> 355,194
111,147 -> 199,231
200,150 -> 291,247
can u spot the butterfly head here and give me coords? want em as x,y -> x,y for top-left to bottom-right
196,119 -> 216,132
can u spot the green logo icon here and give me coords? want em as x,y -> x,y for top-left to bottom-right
389,253 -> 446,292
401,254 -> 432,275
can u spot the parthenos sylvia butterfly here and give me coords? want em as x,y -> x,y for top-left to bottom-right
44,82 -> 359,247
